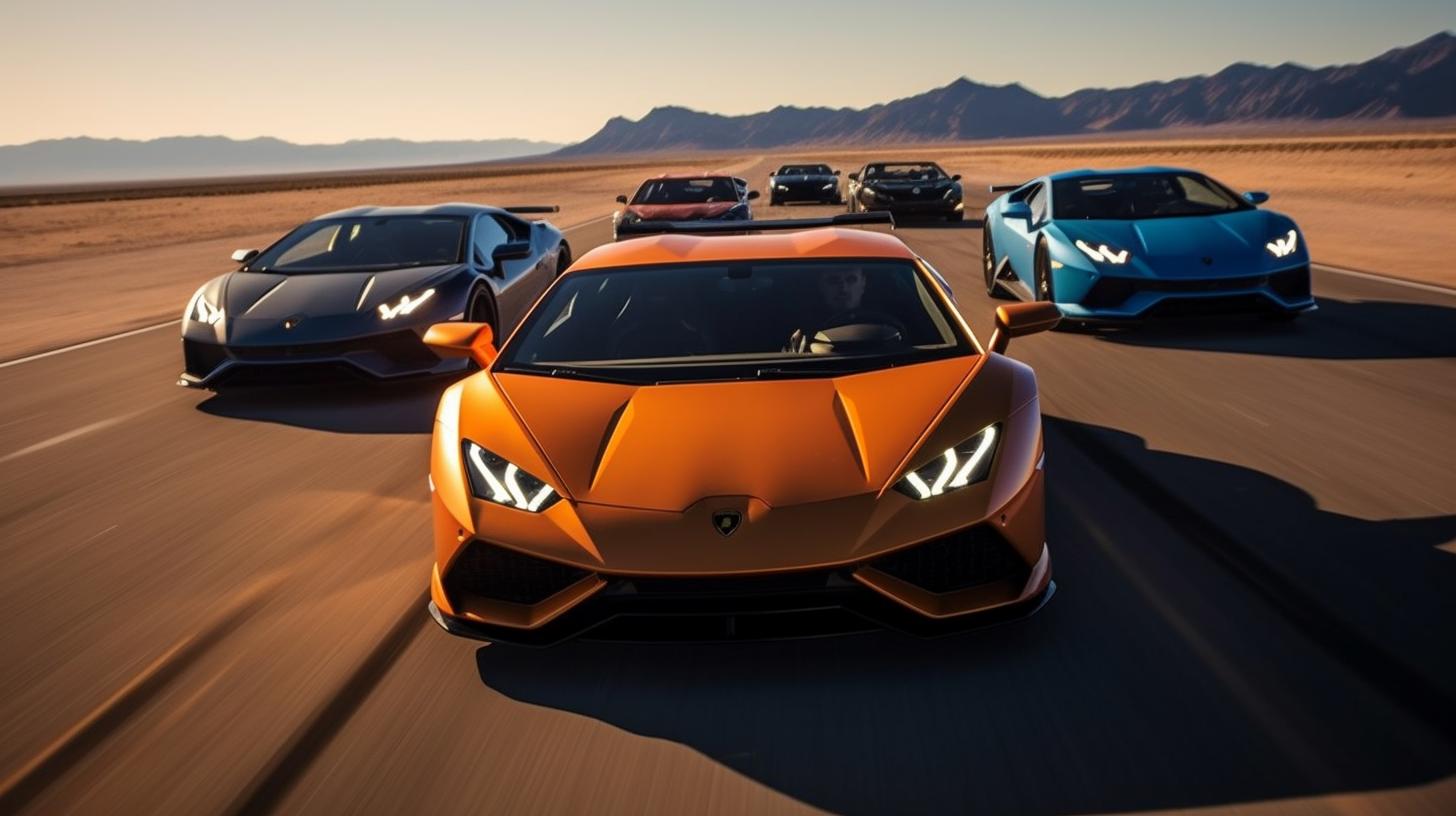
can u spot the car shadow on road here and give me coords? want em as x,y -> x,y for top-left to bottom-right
196,378 -> 451,434
473,419 -> 1456,816
1087,296 -> 1456,359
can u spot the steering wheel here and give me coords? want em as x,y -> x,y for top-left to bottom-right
821,308 -> 908,335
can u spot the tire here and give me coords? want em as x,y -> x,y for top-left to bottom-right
946,211 -> 964,223
1034,239 -> 1055,303
770,195 -> 779,206
466,285 -> 498,334
983,230 -> 1000,297
556,243 -> 572,277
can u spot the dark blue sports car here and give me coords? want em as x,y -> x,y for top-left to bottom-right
982,167 -> 1315,321
179,203 -> 569,387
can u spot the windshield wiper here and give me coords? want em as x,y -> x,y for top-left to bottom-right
496,363 -> 649,385
754,366 -> 859,379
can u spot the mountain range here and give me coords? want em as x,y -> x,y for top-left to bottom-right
0,136 -> 564,186
559,31 -> 1456,154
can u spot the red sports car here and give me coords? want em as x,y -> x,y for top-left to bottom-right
613,174 -> 759,239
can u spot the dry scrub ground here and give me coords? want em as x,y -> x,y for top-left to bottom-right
0,134 -> 1451,360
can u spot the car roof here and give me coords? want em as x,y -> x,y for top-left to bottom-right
312,202 -> 511,220
570,227 -> 915,272
1045,166 -> 1201,182
644,172 -> 736,180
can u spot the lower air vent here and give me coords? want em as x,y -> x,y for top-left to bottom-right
870,525 -> 1025,594
445,542 -> 591,606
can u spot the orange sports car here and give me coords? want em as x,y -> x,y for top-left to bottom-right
423,214 -> 1060,644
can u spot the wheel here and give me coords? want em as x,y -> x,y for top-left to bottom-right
1034,239 -> 1055,303
946,211 -> 964,223
555,243 -> 572,277
770,195 -> 779,206
983,230 -> 1000,297
466,285 -> 498,333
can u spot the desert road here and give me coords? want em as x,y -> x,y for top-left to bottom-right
2,164 -> 1455,815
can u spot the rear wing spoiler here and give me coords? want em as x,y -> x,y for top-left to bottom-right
502,205 -> 560,214
615,211 -> 894,238
988,184 -> 1022,194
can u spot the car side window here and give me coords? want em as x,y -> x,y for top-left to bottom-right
1027,184 -> 1049,224
473,215 -> 512,265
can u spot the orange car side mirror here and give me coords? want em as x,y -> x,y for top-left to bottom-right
987,302 -> 1060,354
424,322 -> 497,368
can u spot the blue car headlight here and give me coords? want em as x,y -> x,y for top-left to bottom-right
463,441 -> 560,512
1266,229 -> 1299,258
894,424 -> 999,501
1075,239 -> 1131,265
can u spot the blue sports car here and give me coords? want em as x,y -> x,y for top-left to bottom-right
981,167 -> 1315,322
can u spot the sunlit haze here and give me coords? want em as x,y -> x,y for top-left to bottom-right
1,0 -> 1452,145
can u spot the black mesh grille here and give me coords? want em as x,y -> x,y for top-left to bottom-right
1269,265 -> 1311,300
183,340 -> 229,376
445,542 -> 591,606
1082,273 -> 1284,309
870,525 -> 1025,594
227,330 -> 440,367
1081,277 -> 1137,308
1143,274 -> 1269,293
627,571 -> 837,597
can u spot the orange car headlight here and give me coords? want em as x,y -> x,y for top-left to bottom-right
463,440 -> 560,513
893,424 -> 999,501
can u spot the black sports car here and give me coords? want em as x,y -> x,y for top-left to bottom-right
179,204 -> 569,388
847,161 -> 965,221
768,163 -> 842,205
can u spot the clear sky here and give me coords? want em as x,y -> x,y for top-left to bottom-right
1,0 -> 1451,147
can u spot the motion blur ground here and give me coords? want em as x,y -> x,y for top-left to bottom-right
1,157 -> 1455,814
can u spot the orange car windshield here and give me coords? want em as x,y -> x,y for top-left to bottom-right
496,259 -> 972,384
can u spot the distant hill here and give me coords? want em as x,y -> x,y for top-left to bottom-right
560,31 -> 1456,155
0,136 -> 564,186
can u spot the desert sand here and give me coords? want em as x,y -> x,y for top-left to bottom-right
0,133 -> 1452,361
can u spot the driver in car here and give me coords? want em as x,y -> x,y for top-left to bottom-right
786,266 -> 904,353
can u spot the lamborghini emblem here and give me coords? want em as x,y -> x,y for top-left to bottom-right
712,510 -> 742,537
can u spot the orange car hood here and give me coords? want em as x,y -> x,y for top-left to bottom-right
491,356 -> 976,512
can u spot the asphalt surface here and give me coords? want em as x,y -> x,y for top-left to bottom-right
2,164 -> 1455,815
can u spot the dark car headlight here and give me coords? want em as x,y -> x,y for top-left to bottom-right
463,440 -> 560,512
185,287 -> 225,327
377,288 -> 435,320
894,424 -> 999,500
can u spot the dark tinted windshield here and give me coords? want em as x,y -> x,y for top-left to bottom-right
498,259 -> 970,384
1052,173 -> 1250,220
251,216 -> 467,273
777,165 -> 833,176
865,164 -> 945,181
631,178 -> 740,205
